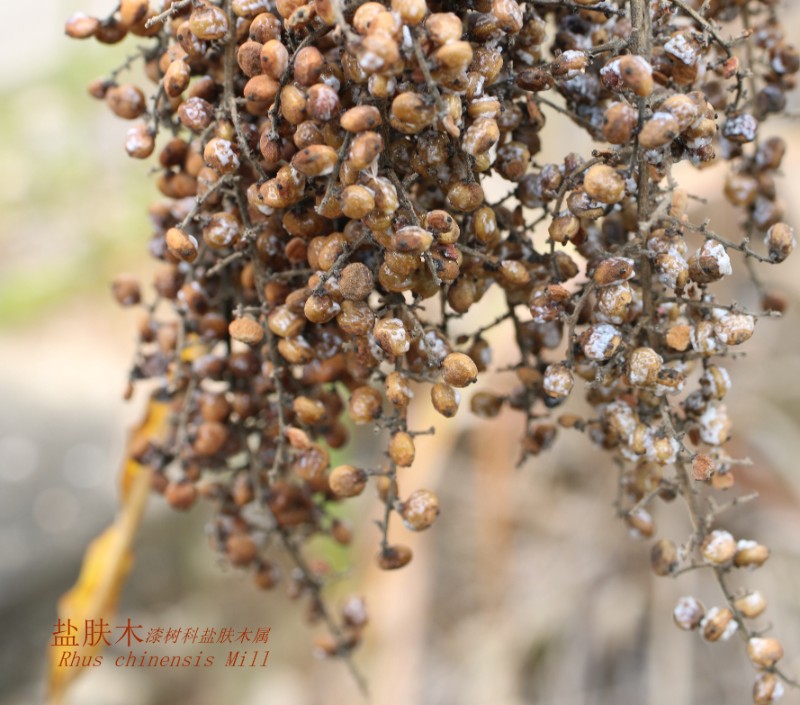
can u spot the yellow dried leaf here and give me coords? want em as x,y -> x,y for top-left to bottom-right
180,333 -> 207,363
120,396 -> 173,500
47,394 -> 172,703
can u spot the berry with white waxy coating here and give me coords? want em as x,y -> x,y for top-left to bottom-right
543,363 -> 574,400
627,347 -> 662,387
203,212 -> 241,249
753,673 -> 785,705
700,365 -> 732,400
714,313 -> 754,346
348,386 -> 382,424
735,591 -> 767,619
189,4 -> 229,40
734,540 -> 770,568
689,241 -> 732,283
747,637 -> 784,669
580,324 -> 622,361
400,489 -> 440,531
341,594 -> 368,628
701,606 -> 738,642
125,124 -> 155,158
673,596 -> 704,630
204,138 -> 240,174
701,529 -> 737,565
374,317 -> 410,356
384,371 -> 413,408
625,507 -> 654,539
596,283 -> 633,323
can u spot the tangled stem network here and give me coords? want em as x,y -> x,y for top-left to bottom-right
66,0 -> 799,698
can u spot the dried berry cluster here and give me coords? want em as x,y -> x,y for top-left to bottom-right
67,0 -> 798,697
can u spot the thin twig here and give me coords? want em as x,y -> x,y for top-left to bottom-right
668,0 -> 733,57
145,0 -> 193,29
565,282 -> 595,367
177,174 -> 233,231
530,0 -> 623,17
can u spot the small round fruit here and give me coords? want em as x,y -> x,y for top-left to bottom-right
329,464 -> 368,497
376,544 -> 412,570
226,534 -> 258,567
431,382 -> 460,417
747,637 -> 784,669
165,481 -> 197,510
339,262 -> 374,301
583,164 -> 626,204
229,317 -> 264,346
388,431 -> 415,467
400,489 -> 440,531
673,596 -> 704,630
349,386 -> 382,424
701,529 -> 736,565
442,352 -> 478,387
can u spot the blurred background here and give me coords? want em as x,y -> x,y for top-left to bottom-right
1,2 -> 800,704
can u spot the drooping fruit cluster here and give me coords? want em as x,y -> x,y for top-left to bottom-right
67,0 -> 798,697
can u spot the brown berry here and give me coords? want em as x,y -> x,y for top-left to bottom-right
583,164 -> 626,204
747,637 -> 784,669
376,544 -> 412,570
431,382 -> 460,417
339,263 -> 374,301
165,227 -> 199,263
329,464 -> 368,497
651,538 -> 678,576
441,352 -> 478,387
229,317 -> 264,346
701,529 -> 736,566
226,534 -> 258,567
400,489 -> 440,531
348,386 -> 382,424
111,274 -> 141,306
673,596 -> 704,630
388,431 -> 415,467
165,481 -> 197,511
